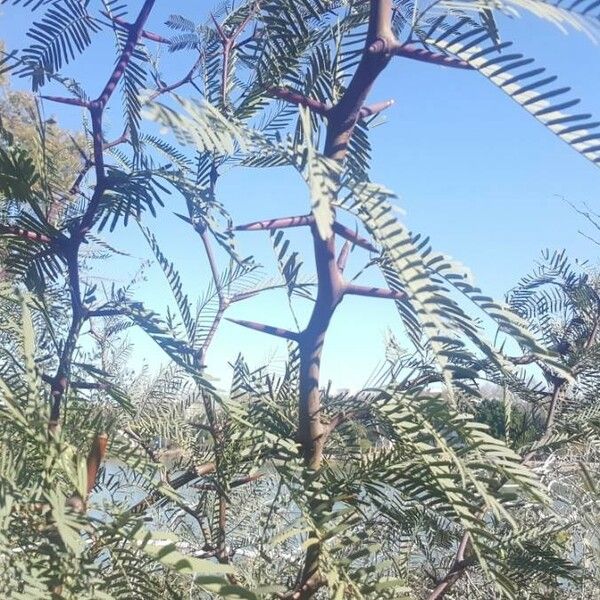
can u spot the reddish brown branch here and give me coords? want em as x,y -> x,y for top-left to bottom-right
210,9 -> 255,107
234,215 -> 378,253
427,535 -> 471,600
344,283 -> 406,300
269,87 -> 395,121
230,472 -> 262,488
97,2 -> 156,109
268,87 -> 330,115
210,12 -> 229,44
69,160 -> 94,195
359,98 -> 394,118
332,221 -> 378,252
104,12 -> 170,44
226,317 -> 299,341
369,41 -> 472,70
234,214 -> 313,231
0,224 -> 53,244
103,128 -> 130,150
147,56 -> 202,102
40,95 -> 90,108
291,2 -> 398,593
130,461 -> 216,514
46,0 -> 157,433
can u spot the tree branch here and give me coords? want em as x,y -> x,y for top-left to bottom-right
269,87 -> 395,121
46,0 -> 158,432
130,462 -> 216,514
0,224 -> 53,244
332,221 -> 378,252
96,1 -> 156,109
147,56 -> 202,103
210,8 -> 255,108
234,215 -> 377,253
293,2 -> 398,593
268,87 -> 330,115
196,224 -> 228,368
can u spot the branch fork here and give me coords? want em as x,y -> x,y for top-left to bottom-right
235,213 -> 378,252
269,86 -> 395,120
369,38 -> 472,70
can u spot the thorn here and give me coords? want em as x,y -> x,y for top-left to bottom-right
0,225 -> 53,244
234,214 -> 314,232
268,87 -> 330,115
359,99 -> 394,118
40,95 -> 89,108
392,44 -> 473,70
226,317 -> 299,341
210,12 -> 229,44
344,283 -> 407,301
332,222 -> 378,253
102,11 -> 171,44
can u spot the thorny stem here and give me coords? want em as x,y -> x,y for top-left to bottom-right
224,3 -> 403,594
293,2 -> 396,595
45,0 -> 157,432
293,0 -> 395,474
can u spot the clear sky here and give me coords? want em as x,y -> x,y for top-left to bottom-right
2,2 -> 600,392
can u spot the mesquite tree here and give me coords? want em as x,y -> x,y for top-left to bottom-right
1,0 -> 600,599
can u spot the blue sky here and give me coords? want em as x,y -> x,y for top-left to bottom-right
2,2 -> 600,391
